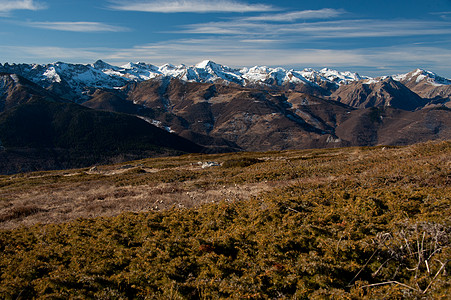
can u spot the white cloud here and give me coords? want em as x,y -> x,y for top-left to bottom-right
242,8 -> 345,22
26,21 -> 130,32
99,39 -> 451,75
0,0 -> 45,13
108,0 -> 275,13
277,20 -> 451,39
101,38 -> 372,67
2,40 -> 451,77
0,45 -> 105,62
431,11 -> 451,20
178,19 -> 451,39
430,11 -> 451,15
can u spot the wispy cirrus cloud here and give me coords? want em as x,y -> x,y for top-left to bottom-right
0,45 -> 106,62
241,8 -> 345,22
103,38 -> 436,69
25,21 -> 130,32
431,11 -> 451,20
108,0 -> 275,13
278,19 -> 451,39
430,11 -> 451,15
178,19 -> 451,39
3,39 -> 451,77
102,38 -> 371,67
0,0 -> 46,14
93,43 -> 451,77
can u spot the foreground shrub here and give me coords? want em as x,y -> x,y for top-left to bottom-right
0,141 -> 450,298
222,157 -> 263,168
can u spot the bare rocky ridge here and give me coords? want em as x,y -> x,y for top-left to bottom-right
335,107 -> 451,146
86,78 -> 351,151
0,73 -> 65,111
81,76 -> 451,153
1,60 -> 450,110
329,77 -> 426,110
393,69 -> 451,107
0,61 -> 451,174
0,74 -> 205,174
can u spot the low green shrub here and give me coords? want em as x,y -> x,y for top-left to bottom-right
222,157 -> 263,168
0,141 -> 450,298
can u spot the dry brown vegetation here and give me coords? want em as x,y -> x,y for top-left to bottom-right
0,141 -> 449,298
1,142 -> 449,231
0,153 -> 286,230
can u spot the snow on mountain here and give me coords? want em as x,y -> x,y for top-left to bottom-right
389,69 -> 451,102
319,68 -> 366,84
117,62 -> 161,81
356,69 -> 451,87
362,78 -> 380,85
241,66 -> 295,85
158,63 -> 186,79
9,74 -> 20,83
0,61 -> 130,101
240,66 -> 272,82
239,65 -> 365,87
1,60 -> 449,103
0,60 -> 364,90
392,69 -> 451,86
190,60 -> 244,84
42,67 -> 62,83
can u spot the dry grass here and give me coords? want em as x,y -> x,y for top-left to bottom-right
0,167 -> 279,230
0,140 -> 449,230
0,141 -> 449,299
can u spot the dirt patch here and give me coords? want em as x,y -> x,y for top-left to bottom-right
0,179 -> 279,230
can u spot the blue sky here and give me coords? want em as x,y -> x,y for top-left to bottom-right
1,0 -> 451,77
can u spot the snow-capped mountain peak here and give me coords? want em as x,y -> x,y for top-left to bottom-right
91,59 -> 114,70
1,60 -> 449,103
195,60 -> 216,69
392,69 -> 451,86
319,68 -> 364,84
0,60 -> 371,92
121,62 -> 154,70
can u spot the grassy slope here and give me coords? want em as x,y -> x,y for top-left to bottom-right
0,141 -> 450,299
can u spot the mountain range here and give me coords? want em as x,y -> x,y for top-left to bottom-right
0,72 -> 203,174
0,60 -> 366,101
0,60 -> 450,173
1,60 -> 450,101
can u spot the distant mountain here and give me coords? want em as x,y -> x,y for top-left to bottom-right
0,60 -> 367,102
335,106 -> 451,146
0,73 -> 204,174
89,77 -> 353,151
78,76 -> 451,152
1,60 -> 450,107
330,77 -> 426,110
0,73 -> 65,111
392,69 -> 451,107
0,61 -> 450,174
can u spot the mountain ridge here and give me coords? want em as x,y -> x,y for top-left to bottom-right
1,61 -> 451,174
2,60 -> 449,103
0,73 -> 206,174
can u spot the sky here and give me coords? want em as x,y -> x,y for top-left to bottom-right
1,0 -> 451,77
